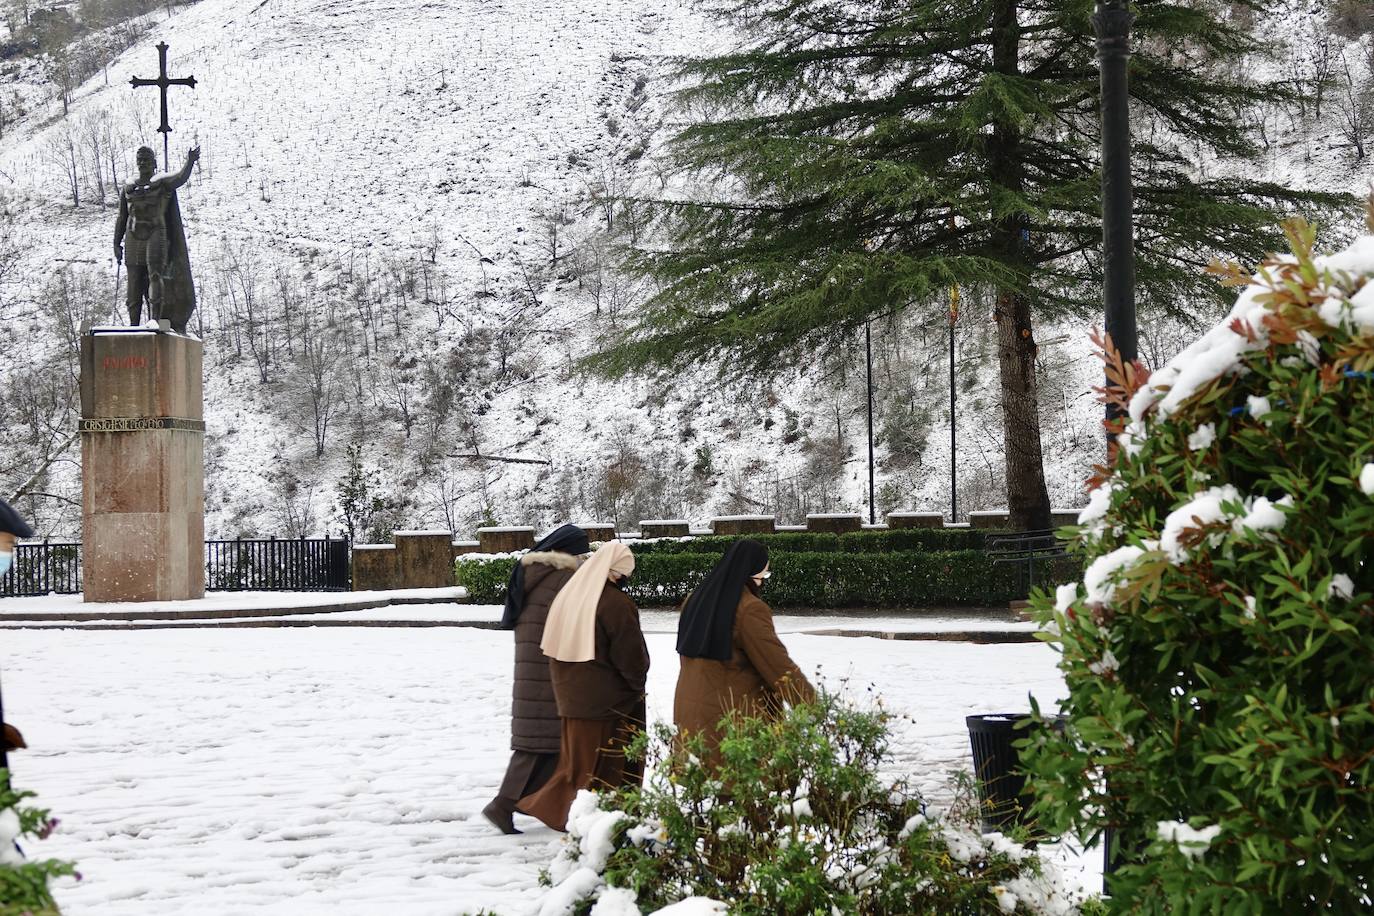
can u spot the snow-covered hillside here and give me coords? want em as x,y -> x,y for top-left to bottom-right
0,0 -> 1369,539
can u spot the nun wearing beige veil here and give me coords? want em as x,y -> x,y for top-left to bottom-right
518,541 -> 649,831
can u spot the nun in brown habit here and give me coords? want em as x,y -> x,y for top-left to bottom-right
674,539 -> 816,765
518,541 -> 648,832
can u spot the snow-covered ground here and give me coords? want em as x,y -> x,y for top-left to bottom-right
4,616 -> 1088,914
0,587 -> 467,620
0,591 -> 1036,635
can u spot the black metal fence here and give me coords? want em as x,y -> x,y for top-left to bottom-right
0,541 -> 83,597
205,536 -> 351,592
0,536 -> 351,597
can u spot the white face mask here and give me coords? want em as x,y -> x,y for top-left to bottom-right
0,552 -> 11,577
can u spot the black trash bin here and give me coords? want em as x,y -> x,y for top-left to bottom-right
966,713 -> 1041,833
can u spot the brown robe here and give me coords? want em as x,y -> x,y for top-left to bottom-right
519,584 -> 649,831
673,589 -> 816,761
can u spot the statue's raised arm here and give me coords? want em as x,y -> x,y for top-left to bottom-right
166,145 -> 200,190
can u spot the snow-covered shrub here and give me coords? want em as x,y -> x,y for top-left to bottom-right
538,693 -> 1084,915
0,770 -> 77,914
1027,221 -> 1374,911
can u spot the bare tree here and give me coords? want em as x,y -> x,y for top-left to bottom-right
222,240 -> 275,381
383,352 -> 418,438
47,126 -> 80,206
47,50 -> 75,116
1336,48 -> 1374,160
79,110 -> 116,206
298,328 -> 341,458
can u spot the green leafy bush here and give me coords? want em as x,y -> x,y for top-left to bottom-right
537,694 -> 1087,914
1026,223 -> 1374,911
0,770 -> 77,914
839,528 -> 994,553
456,550 -> 1077,608
454,556 -> 516,603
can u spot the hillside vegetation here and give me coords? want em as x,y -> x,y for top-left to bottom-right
0,0 -> 1369,539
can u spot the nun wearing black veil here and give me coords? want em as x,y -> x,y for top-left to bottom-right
482,524 -> 590,835
673,539 -> 816,763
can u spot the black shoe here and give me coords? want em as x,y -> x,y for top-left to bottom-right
482,799 -> 521,835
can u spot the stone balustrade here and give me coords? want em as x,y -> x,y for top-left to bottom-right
353,508 -> 1086,591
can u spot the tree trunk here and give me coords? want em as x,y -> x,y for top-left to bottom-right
994,290 -> 1050,530
989,0 -> 1051,532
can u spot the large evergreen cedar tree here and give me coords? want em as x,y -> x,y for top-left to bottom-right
588,0 -> 1350,530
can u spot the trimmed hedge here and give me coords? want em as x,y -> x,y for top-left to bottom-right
455,549 -> 1079,608
626,528 -> 994,557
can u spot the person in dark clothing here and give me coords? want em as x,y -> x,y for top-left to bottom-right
0,499 -> 34,776
674,539 -> 816,766
483,524 -> 591,835
518,541 -> 648,832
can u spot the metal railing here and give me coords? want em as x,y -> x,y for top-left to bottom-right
0,541 -> 83,597
206,536 -> 352,591
988,529 -> 1069,597
0,536 -> 351,597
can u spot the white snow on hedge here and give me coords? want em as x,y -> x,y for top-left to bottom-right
539,867 -> 605,916
1082,546 -> 1146,604
1315,238 -> 1374,333
1128,283 -> 1272,425
1087,648 -> 1120,677
1359,463 -> 1374,496
0,807 -> 24,866
1125,237 -> 1374,444
591,887 -> 645,916
648,899 -> 729,916
1156,821 -> 1223,860
1328,574 -> 1355,600
1236,495 -> 1291,535
567,791 -> 630,874
1078,483 -> 1116,526
1159,486 -> 1291,564
1187,423 -> 1216,451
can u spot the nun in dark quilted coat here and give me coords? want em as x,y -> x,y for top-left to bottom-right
481,524 -> 589,834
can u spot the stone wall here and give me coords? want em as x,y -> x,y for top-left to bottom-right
357,509 -> 1088,592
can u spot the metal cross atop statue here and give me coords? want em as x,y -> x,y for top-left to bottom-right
130,41 -> 197,171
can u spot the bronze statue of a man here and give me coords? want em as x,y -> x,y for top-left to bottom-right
114,145 -> 199,333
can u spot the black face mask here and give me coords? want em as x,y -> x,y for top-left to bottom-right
611,575 -> 632,591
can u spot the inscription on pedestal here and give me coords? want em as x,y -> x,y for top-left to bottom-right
102,355 -> 149,370
80,417 -> 205,433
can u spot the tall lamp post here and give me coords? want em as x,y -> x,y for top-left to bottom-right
949,282 -> 959,524
865,321 -> 876,525
1094,0 -> 1136,893
1096,0 -> 1137,440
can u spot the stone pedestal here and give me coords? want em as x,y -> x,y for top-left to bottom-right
579,523 -> 617,543
968,510 -> 1012,530
806,513 -> 863,535
476,526 -> 536,554
640,520 -> 690,538
80,329 -> 205,602
888,512 -> 946,530
711,515 -> 776,536
394,531 -> 455,588
351,545 -> 398,591
1049,509 -> 1084,529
